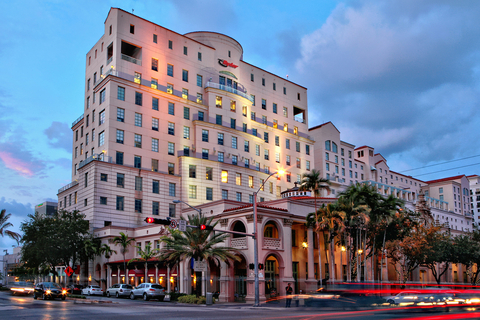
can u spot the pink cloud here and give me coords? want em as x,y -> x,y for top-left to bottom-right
0,151 -> 34,176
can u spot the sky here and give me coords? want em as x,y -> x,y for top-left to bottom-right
1,0 -> 480,253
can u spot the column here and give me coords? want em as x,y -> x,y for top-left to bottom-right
179,261 -> 185,293
167,266 -> 171,293
117,268 -> 120,284
306,227 -> 317,292
218,260 -> 233,302
281,219 -> 295,297
155,264 -> 159,284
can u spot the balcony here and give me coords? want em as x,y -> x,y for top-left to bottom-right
72,114 -> 84,128
205,82 -> 254,103
121,54 -> 141,66
263,237 -> 281,249
231,237 -> 247,249
78,153 -> 112,170
58,180 -> 78,194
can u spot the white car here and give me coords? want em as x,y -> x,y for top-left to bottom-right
106,284 -> 133,298
385,291 -> 421,305
82,285 -> 104,296
130,283 -> 165,301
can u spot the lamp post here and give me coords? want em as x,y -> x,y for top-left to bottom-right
172,200 -> 202,217
253,170 -> 283,307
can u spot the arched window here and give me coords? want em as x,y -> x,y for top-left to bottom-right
325,140 -> 331,151
332,142 -> 338,153
264,221 -> 279,238
232,221 -> 246,238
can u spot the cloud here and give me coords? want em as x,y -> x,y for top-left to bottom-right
44,121 -> 72,152
0,197 -> 33,253
0,142 -> 46,177
296,0 -> 480,165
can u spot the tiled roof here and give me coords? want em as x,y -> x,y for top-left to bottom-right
425,175 -> 465,184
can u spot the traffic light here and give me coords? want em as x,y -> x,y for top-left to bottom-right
199,224 -> 214,231
258,263 -> 264,270
144,217 -> 171,225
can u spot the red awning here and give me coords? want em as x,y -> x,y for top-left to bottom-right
128,269 -> 145,277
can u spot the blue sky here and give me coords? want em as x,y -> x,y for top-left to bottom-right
1,0 -> 480,253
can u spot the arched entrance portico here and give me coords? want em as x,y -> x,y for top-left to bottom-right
264,254 -> 279,299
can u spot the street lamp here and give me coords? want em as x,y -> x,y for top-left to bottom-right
253,170 -> 284,307
172,200 -> 202,217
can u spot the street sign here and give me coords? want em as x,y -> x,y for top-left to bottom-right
65,266 -> 74,277
194,260 -> 207,272
169,219 -> 178,229
179,220 -> 187,232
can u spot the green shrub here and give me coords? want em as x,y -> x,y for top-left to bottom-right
167,292 -> 187,301
177,294 -> 211,304
196,296 -> 206,304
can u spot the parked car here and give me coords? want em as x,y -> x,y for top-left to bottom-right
82,285 -> 104,296
10,281 -> 34,295
66,284 -> 84,295
33,282 -> 67,300
130,283 -> 165,301
106,284 -> 133,298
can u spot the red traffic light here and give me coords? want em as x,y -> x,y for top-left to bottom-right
146,217 -> 155,223
200,224 -> 206,230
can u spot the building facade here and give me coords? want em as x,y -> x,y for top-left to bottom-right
56,8 -> 476,302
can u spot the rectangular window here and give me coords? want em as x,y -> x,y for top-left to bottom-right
135,113 -> 142,127
183,126 -> 190,139
152,138 -> 159,152
244,140 -> 249,152
236,192 -> 242,202
152,159 -> 159,172
221,170 -> 228,183
182,69 -> 189,82
189,165 -> 196,178
206,167 -> 213,180
134,72 -> 141,84
262,115 -> 267,125
218,152 -> 224,162
283,107 -> 288,117
169,203 -> 176,217
166,162 -> 174,175
306,145 -> 310,155
232,155 -> 238,165
152,201 -> 159,216
202,148 -> 209,160
196,74 -> 203,87
216,96 -> 222,108
275,135 -> 279,146
152,58 -> 158,71
198,52 -> 202,61
117,173 -> 124,188
216,114 -> 222,125
183,46 -> 188,55
255,144 -> 260,156
134,199 -> 142,213
100,173 -> 108,182
296,158 -> 301,169
222,190 -> 228,200
117,87 -> 125,101
152,180 -> 159,194
168,142 -> 175,155
245,158 -> 249,168
98,131 -> 105,146
306,160 -> 311,170
249,176 -> 254,188
116,196 -> 124,210
135,176 -> 143,191
99,110 -> 105,125
152,97 -> 159,110
251,111 -> 256,121
167,83 -> 173,94
169,183 -> 176,197
153,34 -> 157,43
168,122 -> 175,135
262,78 -> 265,86
206,187 -> 213,200
152,117 -> 159,131
275,152 -> 280,163
135,92 -> 142,106
232,136 -> 237,149
197,93 -> 203,104
151,78 -> 158,89
202,129 -> 209,142
242,106 -> 247,117
116,129 -> 124,144
262,99 -> 266,110
116,151 -> 124,165
168,40 -> 173,49
182,88 -> 188,99
296,141 -> 301,152
243,123 -> 247,132
230,100 -> 236,112
264,149 -> 269,160
134,155 -> 142,168
189,185 -> 197,199
84,172 -> 88,187
236,173 -> 242,186
286,155 -> 291,166
100,197 -> 107,205
218,133 -> 224,145
264,132 -> 269,143
167,64 -> 173,77
134,134 -> 142,148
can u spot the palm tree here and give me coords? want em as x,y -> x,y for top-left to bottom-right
0,209 -> 21,244
314,204 -> 346,284
128,242 -> 159,286
159,214 -> 240,297
300,170 -> 330,286
110,232 -> 136,281
98,244 -> 117,288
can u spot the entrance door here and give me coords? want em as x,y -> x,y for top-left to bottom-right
265,259 -> 278,297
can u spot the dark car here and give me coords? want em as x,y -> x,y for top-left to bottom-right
33,282 -> 67,300
66,284 -> 84,295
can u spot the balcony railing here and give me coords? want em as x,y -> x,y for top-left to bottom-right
205,82 -> 254,103
121,54 -> 141,66
72,114 -> 84,128
58,180 -> 78,194
231,237 -> 247,249
294,116 -> 306,124
78,153 -> 112,170
263,237 -> 281,249
106,56 -> 113,65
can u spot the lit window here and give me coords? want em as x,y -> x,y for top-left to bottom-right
221,170 -> 228,183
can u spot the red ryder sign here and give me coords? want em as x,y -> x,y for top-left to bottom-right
218,59 -> 238,69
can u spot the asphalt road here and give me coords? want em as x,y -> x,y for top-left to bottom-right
1,291 -> 480,320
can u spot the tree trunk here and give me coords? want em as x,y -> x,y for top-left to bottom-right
318,232 -> 323,287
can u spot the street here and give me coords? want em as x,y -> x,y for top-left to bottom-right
2,291 -> 480,320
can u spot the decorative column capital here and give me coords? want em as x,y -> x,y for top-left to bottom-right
219,218 -> 229,227
283,218 -> 293,226
246,214 -> 263,223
